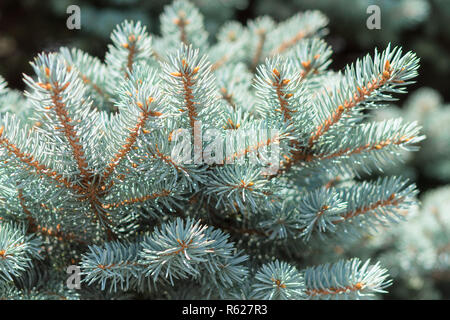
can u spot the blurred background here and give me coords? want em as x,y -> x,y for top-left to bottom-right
0,0 -> 449,299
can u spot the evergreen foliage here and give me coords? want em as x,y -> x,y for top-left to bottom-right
0,0 -> 425,299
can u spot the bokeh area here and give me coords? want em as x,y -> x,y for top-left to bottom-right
0,0 -> 449,299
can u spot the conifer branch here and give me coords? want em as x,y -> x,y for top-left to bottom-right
271,31 -> 305,56
103,106 -> 152,181
271,68 -> 295,121
79,72 -> 108,99
171,59 -> 198,133
309,60 -> 394,148
338,193 -> 403,222
123,40 -> 137,77
61,55 -> 109,101
252,31 -> 266,71
150,144 -> 188,174
173,14 -> 189,46
304,259 -> 391,299
102,189 -> 171,209
224,133 -> 280,164
46,81 -> 91,182
0,127 -> 82,193
311,133 -> 415,162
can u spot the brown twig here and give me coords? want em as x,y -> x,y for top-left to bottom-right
305,282 -> 364,297
308,60 -> 393,148
173,14 -> 189,45
271,68 -> 295,122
